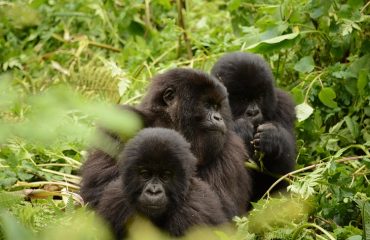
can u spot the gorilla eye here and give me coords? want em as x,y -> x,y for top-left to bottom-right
139,169 -> 151,180
207,101 -> 220,110
160,170 -> 172,181
163,88 -> 175,105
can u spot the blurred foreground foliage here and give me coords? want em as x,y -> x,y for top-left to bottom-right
0,0 -> 369,239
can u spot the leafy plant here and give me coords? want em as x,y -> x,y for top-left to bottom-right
0,0 -> 369,239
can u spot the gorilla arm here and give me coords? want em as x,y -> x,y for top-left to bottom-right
96,179 -> 133,240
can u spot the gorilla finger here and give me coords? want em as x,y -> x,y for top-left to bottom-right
252,139 -> 260,148
254,132 -> 261,139
256,123 -> 275,132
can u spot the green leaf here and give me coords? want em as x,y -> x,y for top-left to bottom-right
346,235 -> 362,240
157,0 -> 172,9
365,107 -> 370,117
0,211 -> 35,240
333,148 -> 346,158
347,54 -> 370,77
310,0 -> 332,19
344,116 -> 360,139
17,170 -> 34,181
294,56 -> 315,73
228,0 -> 241,11
295,102 -> 314,122
363,201 -> 370,240
357,69 -> 368,96
0,192 -> 23,209
345,78 -> 358,96
329,120 -> 344,133
65,195 -> 75,214
355,200 -> 370,240
318,87 -> 338,108
348,0 -> 364,9
245,32 -> 300,53
291,87 -> 305,104
214,231 -> 232,240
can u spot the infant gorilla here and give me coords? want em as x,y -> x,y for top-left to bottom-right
96,128 -> 227,239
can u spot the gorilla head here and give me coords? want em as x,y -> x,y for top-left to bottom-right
211,52 -> 277,126
96,128 -> 227,239
139,68 -> 233,165
121,128 -> 196,218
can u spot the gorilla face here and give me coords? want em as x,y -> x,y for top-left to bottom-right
211,52 -> 277,122
121,128 -> 195,218
135,167 -> 171,217
177,84 -> 230,165
240,100 -> 264,127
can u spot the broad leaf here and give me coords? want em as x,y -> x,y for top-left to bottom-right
318,87 -> 338,108
291,87 -> 305,104
228,0 -> 241,11
0,212 -> 35,240
357,69 -> 368,96
294,56 -> 315,73
344,116 -> 360,139
295,102 -> 314,122
245,32 -> 300,53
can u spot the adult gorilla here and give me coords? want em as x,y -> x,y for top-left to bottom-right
97,128 -> 227,239
211,52 -> 296,200
80,68 -> 252,218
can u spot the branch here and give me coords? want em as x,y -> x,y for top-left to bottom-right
176,0 -> 193,59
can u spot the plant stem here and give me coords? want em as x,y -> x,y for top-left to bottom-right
144,0 -> 153,33
292,223 -> 336,240
176,0 -> 193,59
88,41 -> 121,52
361,1 -> 370,13
12,181 -> 80,190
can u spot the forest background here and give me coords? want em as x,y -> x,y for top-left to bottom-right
0,0 -> 369,239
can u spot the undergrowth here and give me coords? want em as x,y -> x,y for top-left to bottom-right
0,0 -> 369,239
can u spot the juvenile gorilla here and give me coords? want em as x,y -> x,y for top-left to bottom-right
80,68 -> 251,218
211,52 -> 296,200
97,128 -> 227,239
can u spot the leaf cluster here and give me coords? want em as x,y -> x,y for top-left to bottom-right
0,0 -> 369,239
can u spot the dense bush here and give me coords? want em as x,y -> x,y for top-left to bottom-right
0,0 -> 369,239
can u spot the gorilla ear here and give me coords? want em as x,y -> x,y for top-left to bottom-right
163,88 -> 175,106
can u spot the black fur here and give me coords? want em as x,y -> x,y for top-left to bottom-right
211,52 -> 296,200
138,68 -> 252,217
97,128 -> 227,239
80,68 -> 252,219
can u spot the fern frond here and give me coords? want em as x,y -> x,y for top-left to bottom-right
68,62 -> 129,103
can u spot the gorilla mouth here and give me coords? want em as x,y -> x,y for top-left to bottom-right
141,204 -> 166,217
141,200 -> 168,211
204,126 -> 226,134
144,204 -> 163,209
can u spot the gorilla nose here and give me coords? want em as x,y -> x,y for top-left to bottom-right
146,186 -> 163,196
212,112 -> 223,122
246,109 -> 259,117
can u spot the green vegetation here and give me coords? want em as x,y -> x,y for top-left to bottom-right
0,0 -> 369,239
